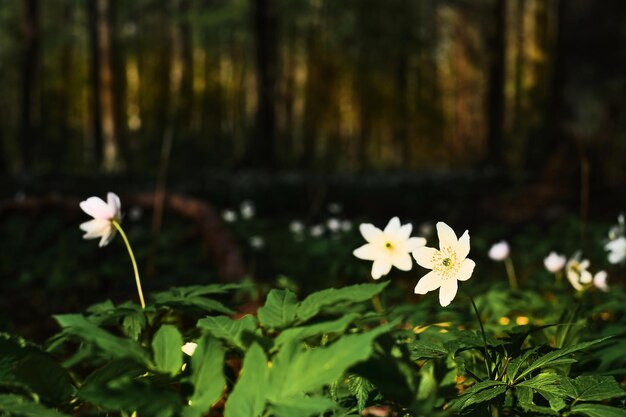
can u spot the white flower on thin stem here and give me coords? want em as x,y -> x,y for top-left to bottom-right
413,222 -> 475,307
488,241 -> 510,261
79,192 -> 122,247
240,201 -> 255,219
544,252 -> 567,273
566,256 -> 593,291
181,342 -> 197,356
310,224 -> 325,237
289,220 -> 304,234
327,218 -> 341,232
222,209 -> 237,223
605,236 -> 626,264
593,270 -> 609,292
353,217 -> 426,280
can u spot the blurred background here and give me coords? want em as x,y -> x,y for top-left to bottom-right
1,0 -> 626,337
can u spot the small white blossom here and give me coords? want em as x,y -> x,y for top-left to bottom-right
593,270 -> 609,292
181,342 -> 197,356
310,224 -> 325,237
488,241 -> 510,261
353,217 -> 426,280
289,220 -> 305,234
605,236 -> 626,264
413,222 -> 475,307
249,236 -> 265,250
544,252 -> 567,273
341,220 -> 353,232
222,209 -> 238,223
79,192 -> 122,247
240,201 -> 255,219
327,218 -> 341,232
566,256 -> 593,291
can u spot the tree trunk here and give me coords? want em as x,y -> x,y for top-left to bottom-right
87,0 -> 103,166
18,0 -> 39,171
484,0 -> 506,167
178,0 -> 194,138
249,0 -> 277,169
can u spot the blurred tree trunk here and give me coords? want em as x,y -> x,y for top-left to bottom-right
484,0 -> 506,168
249,0 -> 277,169
393,0 -> 411,166
301,23 -> 320,169
512,0 -> 526,133
88,0 -> 119,171
111,0 -> 128,169
18,0 -> 39,171
178,0 -> 194,138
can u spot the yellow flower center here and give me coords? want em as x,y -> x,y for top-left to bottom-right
432,246 -> 460,279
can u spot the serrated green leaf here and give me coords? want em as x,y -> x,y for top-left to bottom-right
270,396 -> 337,417
0,394 -> 68,417
274,313 -> 360,348
257,289 -> 298,329
152,325 -> 183,376
53,314 -> 150,365
447,380 -> 507,412
515,337 -> 611,382
12,354 -> 75,404
347,375 -> 374,412
268,323 -> 394,401
562,375 -> 626,402
410,340 -> 449,360
223,343 -> 269,417
122,312 -> 145,341
571,403 -> 626,417
197,315 -> 257,350
517,373 -> 569,398
82,359 -> 145,388
296,282 -> 389,323
186,335 -> 226,414
505,347 -> 540,382
153,294 -> 234,315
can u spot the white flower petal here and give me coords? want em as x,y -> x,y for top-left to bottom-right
414,271 -> 442,294
107,192 -> 122,219
80,196 -> 115,220
438,279 -> 458,307
353,243 -> 379,261
392,253 -> 413,271
456,258 -> 475,281
181,342 -> 197,356
412,246 -> 439,269
457,230 -> 471,259
98,229 -> 116,247
80,219 -> 111,239
371,259 -> 392,279
406,237 -> 427,252
579,270 -> 593,284
398,223 -> 413,240
384,217 -> 401,234
359,223 -> 383,242
436,222 -> 458,250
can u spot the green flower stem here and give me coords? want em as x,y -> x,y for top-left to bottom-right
469,296 -> 491,379
372,293 -> 384,314
111,219 -> 146,309
504,257 -> 518,290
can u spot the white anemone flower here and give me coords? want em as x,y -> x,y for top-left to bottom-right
353,217 -> 426,280
289,220 -> 305,234
605,236 -> 626,264
181,342 -> 197,356
240,201 -> 255,219
488,241 -> 510,261
327,218 -> 341,232
593,270 -> 609,292
222,209 -> 237,223
544,252 -> 567,273
566,256 -> 593,291
412,222 -> 475,307
310,224 -> 325,237
79,192 -> 122,247
341,220 -> 353,232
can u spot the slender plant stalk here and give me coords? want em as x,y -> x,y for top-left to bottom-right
112,219 -> 146,309
372,293 -> 384,314
504,257 -> 518,290
470,296 -> 491,378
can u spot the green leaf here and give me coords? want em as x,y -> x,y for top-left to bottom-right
0,394 -> 68,417
270,396 -> 337,417
122,312 -> 145,341
153,294 -> 234,315
186,335 -> 226,414
296,282 -> 389,322
571,404 -> 626,417
505,347 -> 540,382
78,376 -> 181,417
562,375 -> 626,402
274,313 -> 360,348
410,340 -> 449,360
515,337 -> 611,381
268,323 -> 394,401
152,325 -> 183,376
257,289 -> 299,329
447,380 -> 507,412
197,315 -> 257,350
53,314 -> 150,365
347,375 -> 374,412
12,354 -> 75,404
82,359 -> 145,388
517,373 -> 569,398
223,343 -> 269,417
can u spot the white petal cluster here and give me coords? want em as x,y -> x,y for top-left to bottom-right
488,241 -> 510,261
605,213 -> 626,264
79,192 -> 122,247
413,222 -> 475,307
544,252 -> 567,273
181,342 -> 197,356
353,217 -> 426,280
